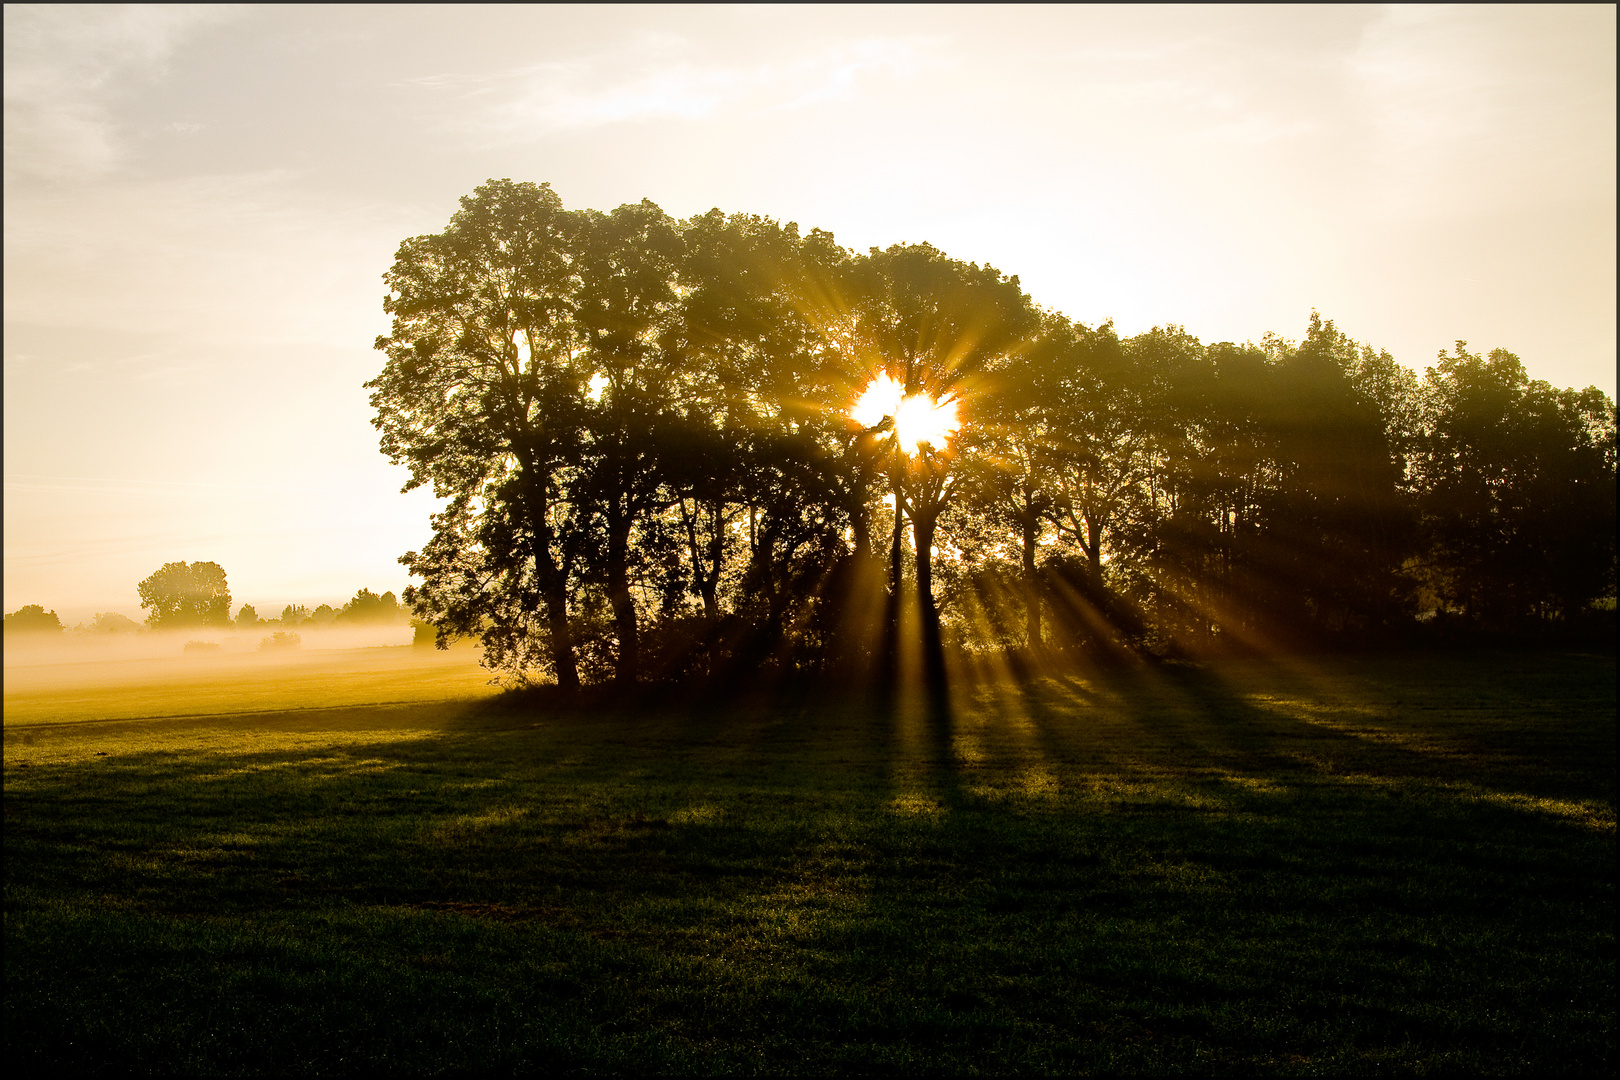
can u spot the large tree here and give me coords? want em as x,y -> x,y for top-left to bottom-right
572,200 -> 685,686
1416,343 -> 1616,628
846,244 -> 1039,693
370,179 -> 590,690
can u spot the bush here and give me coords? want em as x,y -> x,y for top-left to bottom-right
258,632 -> 301,651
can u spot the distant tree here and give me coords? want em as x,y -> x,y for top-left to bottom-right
137,562 -> 232,630
88,611 -> 140,634
309,604 -> 338,628
280,604 -> 310,627
4,605 -> 64,635
339,588 -> 405,625
235,604 -> 262,628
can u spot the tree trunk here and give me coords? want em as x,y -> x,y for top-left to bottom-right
911,505 -> 947,700
703,498 -> 725,622
1084,507 -> 1105,589
877,490 -> 906,702
524,474 -> 579,695
679,497 -> 722,623
1020,508 -> 1042,651
606,501 -> 639,686
542,565 -> 580,694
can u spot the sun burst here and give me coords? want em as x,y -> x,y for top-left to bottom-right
851,375 -> 961,456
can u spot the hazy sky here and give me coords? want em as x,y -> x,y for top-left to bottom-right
5,4 -> 1614,623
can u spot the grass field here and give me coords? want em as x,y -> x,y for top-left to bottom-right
4,647 -> 1614,1074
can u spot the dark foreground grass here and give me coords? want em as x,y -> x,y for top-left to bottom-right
4,651 -> 1614,1075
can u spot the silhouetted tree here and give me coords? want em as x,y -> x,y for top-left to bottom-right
572,200 -> 685,686
1416,343 -> 1616,629
370,179 -> 592,691
848,243 -> 1038,694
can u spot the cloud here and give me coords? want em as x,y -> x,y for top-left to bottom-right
3,4 -> 243,184
411,36 -> 942,142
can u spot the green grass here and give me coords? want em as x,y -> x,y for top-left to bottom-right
4,650 -> 1614,1074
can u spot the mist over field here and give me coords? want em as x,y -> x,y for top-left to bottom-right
3,631 -> 490,733
3,622 -> 414,665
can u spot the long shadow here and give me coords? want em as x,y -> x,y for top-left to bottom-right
8,651 -> 1616,1073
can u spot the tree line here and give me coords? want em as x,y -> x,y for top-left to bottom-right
3,564 -> 410,639
367,179 -> 1616,693
134,562 -> 410,632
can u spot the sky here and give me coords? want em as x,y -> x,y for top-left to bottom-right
5,3 -> 1615,624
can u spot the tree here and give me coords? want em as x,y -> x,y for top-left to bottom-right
235,604 -> 262,628
5,605 -> 64,635
847,243 -> 1039,694
136,562 -> 232,629
1417,343 -> 1616,629
370,178 -> 592,691
671,210 -> 859,680
572,199 -> 685,685
87,611 -> 140,634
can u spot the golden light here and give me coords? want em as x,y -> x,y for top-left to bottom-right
851,374 -> 904,428
851,375 -> 961,456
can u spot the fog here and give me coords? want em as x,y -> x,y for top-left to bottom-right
3,624 -> 423,708
3,623 -> 496,730
4,623 -> 414,667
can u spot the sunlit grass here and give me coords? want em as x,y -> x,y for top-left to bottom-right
4,650 -> 1614,1074
3,640 -> 497,729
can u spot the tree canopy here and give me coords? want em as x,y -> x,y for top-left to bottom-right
369,180 -> 1618,692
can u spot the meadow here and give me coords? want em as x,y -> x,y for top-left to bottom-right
4,645 -> 1614,1075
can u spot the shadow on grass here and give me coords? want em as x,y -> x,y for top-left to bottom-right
4,651 -> 1615,1074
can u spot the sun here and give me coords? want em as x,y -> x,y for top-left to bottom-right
851,375 -> 961,456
